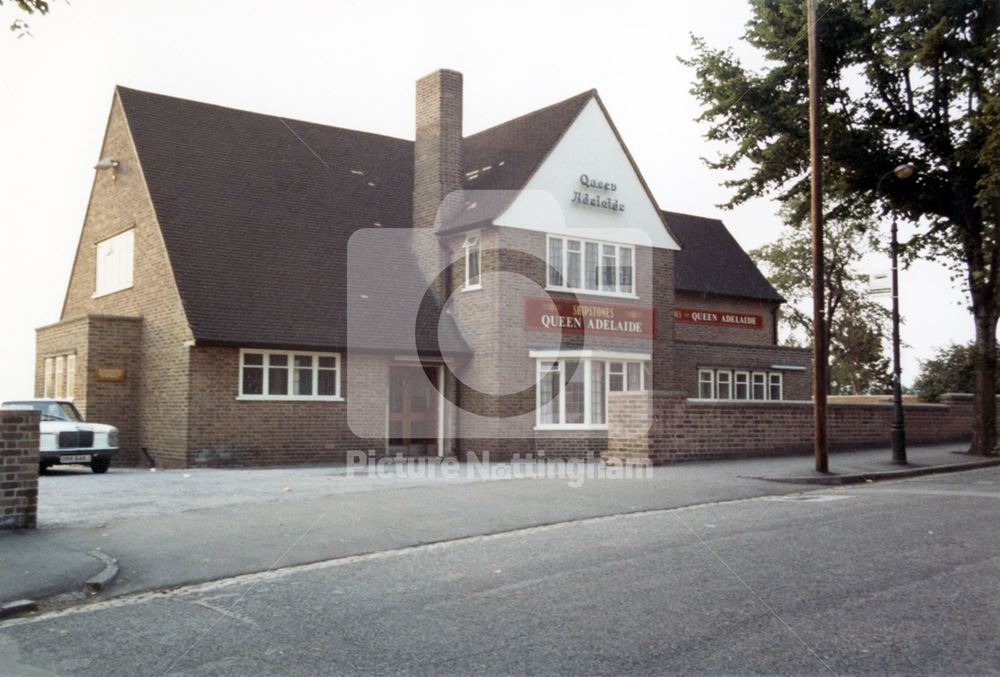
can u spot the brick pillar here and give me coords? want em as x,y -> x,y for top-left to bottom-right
604,391 -> 653,464
1,410 -> 40,529
650,248 -> 678,391
413,69 -> 463,298
605,390 -> 687,465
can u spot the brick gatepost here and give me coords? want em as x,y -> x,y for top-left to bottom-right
0,410 -> 40,529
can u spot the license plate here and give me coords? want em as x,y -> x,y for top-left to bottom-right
59,455 -> 92,464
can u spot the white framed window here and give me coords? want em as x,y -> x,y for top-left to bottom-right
698,369 -> 783,401
609,362 -> 625,392
66,354 -> 76,401
716,370 -> 732,400
591,360 -> 606,425
538,361 -> 561,425
239,349 -> 342,400
546,235 -> 635,298
94,229 -> 135,298
769,372 -> 783,401
535,356 -> 649,429
734,371 -> 750,400
43,354 -> 76,400
44,358 -> 54,398
54,356 -> 65,398
463,234 -> 481,290
698,369 -> 715,399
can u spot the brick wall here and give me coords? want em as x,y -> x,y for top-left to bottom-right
35,315 -> 89,406
673,292 -> 779,346
58,91 -> 194,468
606,391 -> 990,464
186,346 -> 390,467
37,315 -> 143,466
674,341 -> 812,400
443,226 -> 669,459
1,410 -> 39,530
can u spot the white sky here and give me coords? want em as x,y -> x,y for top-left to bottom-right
0,0 -> 974,402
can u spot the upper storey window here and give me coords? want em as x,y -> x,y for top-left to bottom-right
463,233 -> 481,290
546,235 -> 635,298
94,229 -> 135,298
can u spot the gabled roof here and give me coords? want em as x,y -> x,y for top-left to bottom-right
116,86 -> 597,352
112,86 -> 780,352
438,90 -> 594,232
664,210 -> 784,303
117,86 -> 466,354
461,90 -> 593,192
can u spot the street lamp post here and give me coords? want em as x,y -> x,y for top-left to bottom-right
876,163 -> 914,465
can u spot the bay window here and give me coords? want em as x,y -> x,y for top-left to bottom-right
538,362 -> 561,425
239,349 -> 342,400
537,356 -> 649,428
547,235 -> 635,297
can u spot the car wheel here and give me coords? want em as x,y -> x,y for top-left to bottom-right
91,458 -> 111,474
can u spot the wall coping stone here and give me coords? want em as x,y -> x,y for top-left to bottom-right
36,313 -> 143,332
683,398 -> 949,411
673,339 -> 811,353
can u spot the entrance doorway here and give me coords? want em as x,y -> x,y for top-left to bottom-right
388,365 -> 440,456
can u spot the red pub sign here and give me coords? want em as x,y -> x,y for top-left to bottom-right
673,306 -> 763,329
524,297 -> 655,338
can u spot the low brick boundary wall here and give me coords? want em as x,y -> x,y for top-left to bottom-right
606,392 -> 986,464
1,410 -> 39,529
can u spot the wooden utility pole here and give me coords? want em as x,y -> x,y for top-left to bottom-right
807,0 -> 828,473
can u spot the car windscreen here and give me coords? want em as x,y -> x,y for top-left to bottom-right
1,401 -> 83,422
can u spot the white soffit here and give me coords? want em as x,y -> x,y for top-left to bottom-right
494,98 -> 679,250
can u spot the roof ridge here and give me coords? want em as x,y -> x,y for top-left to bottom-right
660,209 -> 724,224
115,85 -> 412,145
463,89 -> 594,140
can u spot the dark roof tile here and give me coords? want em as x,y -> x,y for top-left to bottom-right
664,210 -> 783,303
117,86 -> 467,354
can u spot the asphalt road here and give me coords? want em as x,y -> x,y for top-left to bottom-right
1,468 -> 998,676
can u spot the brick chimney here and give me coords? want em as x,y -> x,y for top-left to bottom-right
413,69 -> 463,231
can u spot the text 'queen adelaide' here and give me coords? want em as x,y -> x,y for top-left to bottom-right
572,173 -> 626,212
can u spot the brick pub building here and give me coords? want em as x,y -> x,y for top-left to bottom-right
36,69 -> 817,468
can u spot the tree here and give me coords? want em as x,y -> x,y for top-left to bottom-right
1,0 -> 49,37
683,0 -> 1000,454
914,342 -> 1000,401
753,214 -> 893,395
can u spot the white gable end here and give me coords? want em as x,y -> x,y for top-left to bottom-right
493,98 -> 679,250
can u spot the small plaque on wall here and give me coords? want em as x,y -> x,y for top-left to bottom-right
96,367 -> 126,382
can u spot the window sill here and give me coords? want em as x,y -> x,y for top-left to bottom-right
534,424 -> 609,432
236,396 -> 345,402
463,284 -> 482,292
544,286 -> 638,301
687,398 -> 797,405
92,285 -> 133,300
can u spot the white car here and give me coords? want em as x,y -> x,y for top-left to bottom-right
0,399 -> 118,474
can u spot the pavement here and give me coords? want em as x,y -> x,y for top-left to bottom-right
1,467 -> 998,675
0,443 -> 993,614
745,443 -> 1000,483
